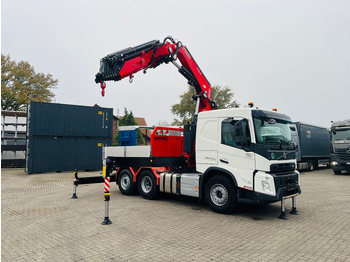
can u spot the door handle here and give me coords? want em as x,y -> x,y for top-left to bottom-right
220,159 -> 229,164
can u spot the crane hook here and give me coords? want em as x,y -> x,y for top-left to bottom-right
100,82 -> 106,97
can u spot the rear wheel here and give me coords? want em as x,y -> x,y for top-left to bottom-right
138,170 -> 159,200
118,169 -> 136,195
205,175 -> 236,214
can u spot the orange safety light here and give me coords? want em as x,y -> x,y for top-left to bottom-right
248,102 -> 254,108
272,108 -> 277,111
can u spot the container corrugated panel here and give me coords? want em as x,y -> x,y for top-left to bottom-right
27,101 -> 113,138
26,137 -> 112,174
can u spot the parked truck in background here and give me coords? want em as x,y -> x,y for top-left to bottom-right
95,36 -> 301,218
290,122 -> 330,171
330,119 -> 350,174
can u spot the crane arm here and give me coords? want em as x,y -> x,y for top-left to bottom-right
95,36 -> 217,112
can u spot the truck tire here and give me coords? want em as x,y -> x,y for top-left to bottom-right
138,170 -> 159,200
333,170 -> 341,175
118,169 -> 136,195
205,175 -> 237,214
308,161 -> 315,171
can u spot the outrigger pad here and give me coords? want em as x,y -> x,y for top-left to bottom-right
279,212 -> 289,220
101,217 -> 112,225
290,208 -> 299,215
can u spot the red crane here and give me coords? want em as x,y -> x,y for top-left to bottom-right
95,36 -> 217,114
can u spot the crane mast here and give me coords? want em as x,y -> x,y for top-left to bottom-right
95,36 -> 217,114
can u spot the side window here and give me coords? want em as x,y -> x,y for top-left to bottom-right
221,119 -> 239,147
221,118 -> 251,151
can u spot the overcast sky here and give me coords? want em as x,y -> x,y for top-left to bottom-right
2,0 -> 349,127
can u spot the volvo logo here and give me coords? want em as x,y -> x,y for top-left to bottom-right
275,152 -> 288,160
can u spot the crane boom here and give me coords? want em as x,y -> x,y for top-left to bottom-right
95,36 -> 216,113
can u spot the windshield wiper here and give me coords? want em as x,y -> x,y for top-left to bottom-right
279,140 -> 296,150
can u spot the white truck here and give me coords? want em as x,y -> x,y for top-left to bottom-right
95,36 -> 301,219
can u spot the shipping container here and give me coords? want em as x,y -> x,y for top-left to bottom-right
26,137 -> 111,174
25,102 -> 113,174
27,102 -> 113,138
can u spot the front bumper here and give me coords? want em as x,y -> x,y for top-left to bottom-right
331,154 -> 350,172
253,171 -> 301,204
331,161 -> 350,172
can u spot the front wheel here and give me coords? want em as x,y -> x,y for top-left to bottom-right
138,170 -> 159,200
333,170 -> 341,175
205,175 -> 237,214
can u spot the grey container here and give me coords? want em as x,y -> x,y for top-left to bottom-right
27,101 -> 113,138
26,137 -> 111,174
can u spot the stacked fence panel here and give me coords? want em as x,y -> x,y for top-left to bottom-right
1,111 -> 27,167
26,102 -> 113,174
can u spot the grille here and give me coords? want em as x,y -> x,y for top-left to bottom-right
335,148 -> 350,161
270,163 -> 296,173
275,175 -> 299,196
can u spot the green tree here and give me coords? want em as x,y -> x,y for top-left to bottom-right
171,85 -> 239,125
115,108 -> 144,145
1,54 -> 58,111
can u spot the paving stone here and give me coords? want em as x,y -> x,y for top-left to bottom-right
1,168 -> 350,261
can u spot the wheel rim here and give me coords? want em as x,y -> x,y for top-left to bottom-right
210,183 -> 228,206
141,176 -> 152,193
309,163 -> 314,171
120,174 -> 131,190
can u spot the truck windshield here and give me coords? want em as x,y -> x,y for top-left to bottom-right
253,117 -> 293,148
331,129 -> 350,141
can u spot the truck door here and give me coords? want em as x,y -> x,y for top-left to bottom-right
218,118 -> 255,190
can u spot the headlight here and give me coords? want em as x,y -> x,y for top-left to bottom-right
255,171 -> 276,196
262,179 -> 272,194
331,161 -> 338,166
